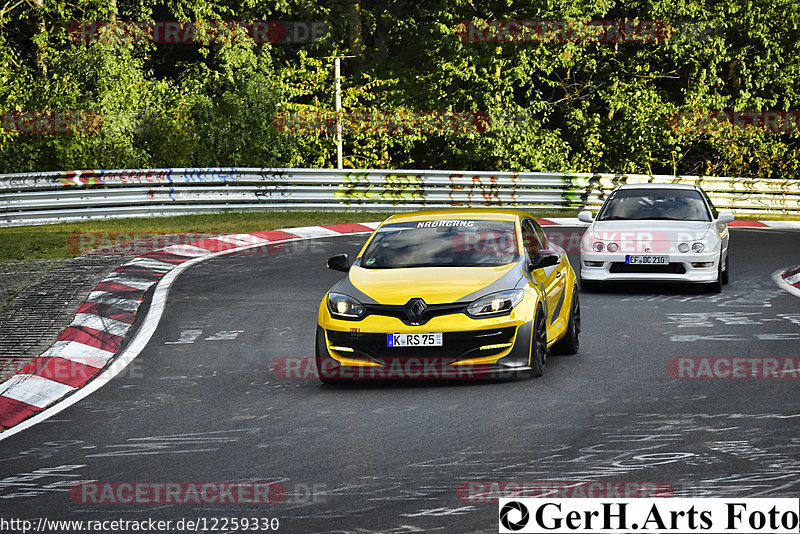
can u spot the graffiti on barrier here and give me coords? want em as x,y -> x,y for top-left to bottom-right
54,169 -> 174,187
335,172 -> 425,205
447,173 -> 505,206
254,168 -> 289,199
447,173 -> 511,206
381,173 -> 424,204
181,168 -> 239,183
335,171 -> 370,204
0,173 -> 63,191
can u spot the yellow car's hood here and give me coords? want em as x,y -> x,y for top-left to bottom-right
347,263 -> 519,305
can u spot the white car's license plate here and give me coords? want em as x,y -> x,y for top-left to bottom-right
626,255 -> 669,265
388,333 -> 443,347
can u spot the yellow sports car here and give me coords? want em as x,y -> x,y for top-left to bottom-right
316,209 -> 580,381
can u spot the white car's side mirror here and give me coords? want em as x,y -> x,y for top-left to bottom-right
577,211 -> 595,223
717,211 -> 735,224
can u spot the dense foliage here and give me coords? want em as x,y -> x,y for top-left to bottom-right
1,0 -> 798,177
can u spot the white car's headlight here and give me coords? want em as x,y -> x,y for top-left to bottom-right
606,242 -> 619,252
692,242 -> 705,253
592,242 -> 604,252
678,243 -> 690,253
327,292 -> 366,319
467,289 -> 525,317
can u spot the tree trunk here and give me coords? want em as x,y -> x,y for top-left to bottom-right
346,0 -> 364,72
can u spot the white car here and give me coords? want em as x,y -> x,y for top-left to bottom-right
578,184 -> 734,292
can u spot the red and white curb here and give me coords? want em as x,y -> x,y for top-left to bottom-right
726,220 -> 800,229
773,266 -> 800,298
0,218 -> 797,437
0,223 -> 380,436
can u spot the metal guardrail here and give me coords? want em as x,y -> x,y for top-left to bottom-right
0,167 -> 798,226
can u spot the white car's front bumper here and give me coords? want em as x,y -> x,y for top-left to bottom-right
580,251 -> 721,283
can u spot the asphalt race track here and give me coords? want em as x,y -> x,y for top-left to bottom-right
1,227 -> 798,534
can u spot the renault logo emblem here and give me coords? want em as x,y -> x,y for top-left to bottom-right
405,298 -> 427,324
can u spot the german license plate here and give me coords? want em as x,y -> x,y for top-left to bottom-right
388,333 -> 443,347
626,255 -> 669,265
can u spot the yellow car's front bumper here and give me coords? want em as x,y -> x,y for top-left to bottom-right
315,301 -> 536,380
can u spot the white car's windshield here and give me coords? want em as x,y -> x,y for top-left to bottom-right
360,220 -> 519,268
597,188 -> 712,222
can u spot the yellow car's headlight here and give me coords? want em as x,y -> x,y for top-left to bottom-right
327,292 -> 367,320
466,289 -> 525,318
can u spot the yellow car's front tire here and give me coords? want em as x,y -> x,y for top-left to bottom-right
315,327 -> 338,384
529,306 -> 547,378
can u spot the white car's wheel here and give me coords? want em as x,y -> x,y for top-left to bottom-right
721,253 -> 729,285
704,254 -> 723,293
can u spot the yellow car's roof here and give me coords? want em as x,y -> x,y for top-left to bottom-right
380,208 -> 531,224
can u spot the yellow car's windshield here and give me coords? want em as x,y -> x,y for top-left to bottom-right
360,220 -> 519,268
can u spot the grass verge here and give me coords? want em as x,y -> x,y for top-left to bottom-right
0,211 -> 400,262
